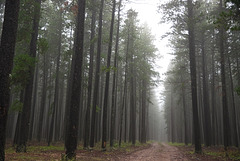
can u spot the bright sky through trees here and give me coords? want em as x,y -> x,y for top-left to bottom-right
125,0 -> 173,107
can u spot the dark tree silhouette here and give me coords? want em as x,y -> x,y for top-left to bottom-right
187,0 -> 201,153
102,0 -> 116,150
83,0 -> 96,149
65,0 -> 86,159
90,0 -> 104,148
16,0 -> 42,152
0,0 -> 20,160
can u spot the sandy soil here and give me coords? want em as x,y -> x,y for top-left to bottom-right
120,142 -> 189,161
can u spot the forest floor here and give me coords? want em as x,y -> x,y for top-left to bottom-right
5,141 -> 240,160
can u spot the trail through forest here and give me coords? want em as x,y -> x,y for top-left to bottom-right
121,142 -> 188,161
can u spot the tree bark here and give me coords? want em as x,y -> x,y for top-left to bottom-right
187,0 -> 201,153
141,79 -> 147,143
180,73 -> 188,145
110,0 -> 121,147
48,5 -> 63,146
0,0 -> 20,159
37,51 -> 48,142
29,53 -> 40,141
201,36 -> 212,147
65,0 -> 86,159
227,55 -> 238,147
83,0 -> 96,149
16,0 -> 42,152
102,0 -> 116,150
89,0 -> 104,148
219,0 -> 230,151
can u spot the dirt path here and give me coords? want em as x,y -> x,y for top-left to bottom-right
120,142 -> 189,161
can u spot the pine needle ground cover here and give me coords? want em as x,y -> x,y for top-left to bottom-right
175,144 -> 240,161
5,141 -> 150,160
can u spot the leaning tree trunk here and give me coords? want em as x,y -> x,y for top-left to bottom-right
65,0 -> 86,159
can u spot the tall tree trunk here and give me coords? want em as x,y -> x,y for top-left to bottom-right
83,0 -> 96,149
180,73 -> 188,145
119,68 -> 128,147
187,0 -> 201,153
110,0 -> 121,147
63,24 -> 74,142
211,34 -> 217,146
127,10 -> 137,145
219,0 -> 230,151
201,36 -> 211,147
170,90 -> 175,143
29,53 -> 40,141
16,0 -> 42,152
46,65 -> 53,141
120,28 -> 129,146
131,68 -> 136,145
102,0 -> 116,150
125,25 -> 131,144
227,56 -> 238,147
37,52 -> 48,142
89,0 -> 104,148
141,79 -> 147,143
0,1 -> 20,158
13,91 -> 24,145
65,0 -> 86,159
48,7 -> 63,146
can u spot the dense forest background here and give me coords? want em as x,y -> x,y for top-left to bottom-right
0,0 -> 240,160
0,0 -> 165,160
160,0 -> 240,153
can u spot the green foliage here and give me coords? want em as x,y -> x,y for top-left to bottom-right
101,66 -> 117,73
205,148 -> 240,160
214,0 -> 240,31
11,54 -> 36,91
96,105 -> 101,113
235,86 -> 240,96
61,154 -> 76,161
17,0 -> 34,42
6,145 -> 64,160
38,38 -> 49,54
10,100 -> 23,112
228,150 -> 240,160
27,145 -> 64,152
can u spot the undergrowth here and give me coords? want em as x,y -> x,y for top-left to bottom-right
5,141 -> 151,160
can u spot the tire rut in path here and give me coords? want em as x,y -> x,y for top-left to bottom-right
120,142 -> 189,161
